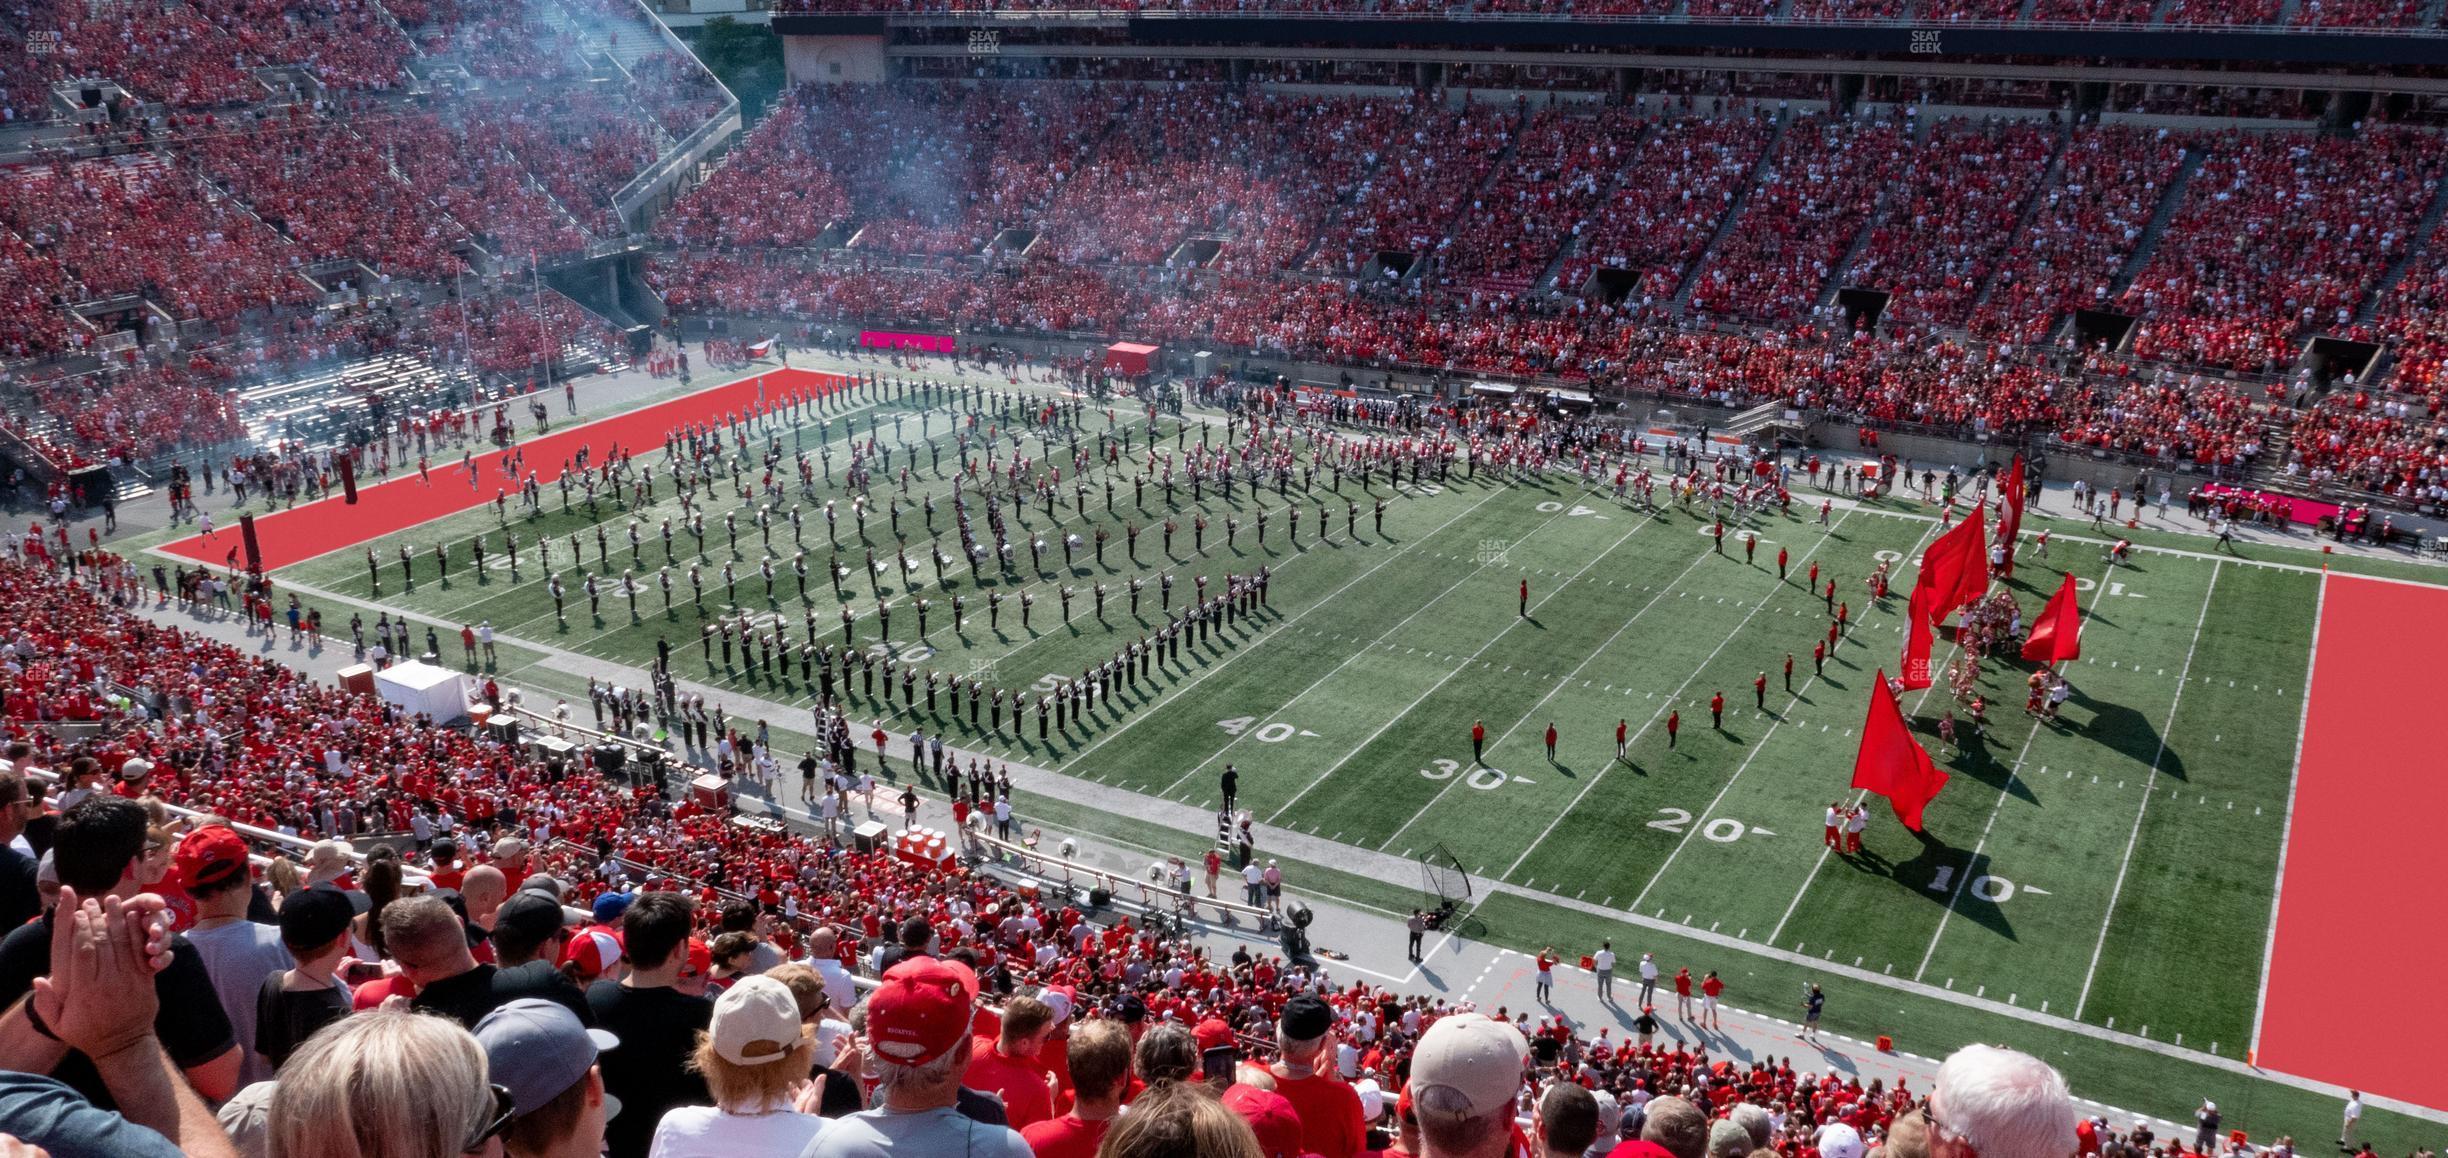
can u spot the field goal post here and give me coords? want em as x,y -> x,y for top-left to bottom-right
1420,844 -> 1471,927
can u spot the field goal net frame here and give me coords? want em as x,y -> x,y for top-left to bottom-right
1421,844 -> 1471,927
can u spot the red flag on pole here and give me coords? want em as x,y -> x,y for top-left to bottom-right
2021,571 -> 2084,665
1853,670 -> 1949,831
1952,499 -> 1991,613
1909,499 -> 1990,633
1998,457 -> 2025,579
1900,587 -> 1936,689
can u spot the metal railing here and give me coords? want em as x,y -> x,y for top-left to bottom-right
607,0 -> 746,228
17,765 -> 436,888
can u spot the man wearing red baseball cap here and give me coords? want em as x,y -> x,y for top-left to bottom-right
178,826 -> 289,1090
808,957 -> 1032,1158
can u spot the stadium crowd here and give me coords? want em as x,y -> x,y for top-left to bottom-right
0,70 -> 2444,507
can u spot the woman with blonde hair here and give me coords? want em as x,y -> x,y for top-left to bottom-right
649,974 -> 830,1156
267,1009 -> 512,1158
262,856 -> 304,904
1095,1079 -> 1262,1158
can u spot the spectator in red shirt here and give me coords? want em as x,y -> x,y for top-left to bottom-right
964,993 -> 1058,1130
1268,994 -> 1366,1158
1023,1020 -> 1131,1158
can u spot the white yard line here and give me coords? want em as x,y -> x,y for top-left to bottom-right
1760,517 -> 1951,946
1624,519 -> 1882,910
1161,489 -> 1625,800
1909,563 -> 2135,980
1499,513 -> 1854,883
1056,482 -> 1513,770
2248,569 -> 2325,1058
1286,503 -> 1665,834
2073,559 -> 2222,1018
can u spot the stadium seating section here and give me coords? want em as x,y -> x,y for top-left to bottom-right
1,14 -> 2446,502
0,0 -> 719,467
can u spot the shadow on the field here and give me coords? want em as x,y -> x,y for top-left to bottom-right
1944,728 -> 2038,803
2069,690 -> 2181,780
1865,835 -> 2016,941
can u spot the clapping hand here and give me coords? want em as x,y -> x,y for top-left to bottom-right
31,887 -> 167,1061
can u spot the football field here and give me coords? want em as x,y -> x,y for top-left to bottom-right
225,367 -> 2445,1124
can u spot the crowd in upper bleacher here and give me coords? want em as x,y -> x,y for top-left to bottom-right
628,80 -> 2448,505
4,28 -> 2447,501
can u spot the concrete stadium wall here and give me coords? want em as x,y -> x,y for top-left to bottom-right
783,34 -> 890,85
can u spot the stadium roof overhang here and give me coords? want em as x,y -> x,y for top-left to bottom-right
773,11 -> 2448,68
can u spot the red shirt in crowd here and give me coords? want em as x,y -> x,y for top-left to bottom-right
964,1036 -> 1055,1129
1021,1113 -> 1111,1158
1272,1070 -> 1366,1158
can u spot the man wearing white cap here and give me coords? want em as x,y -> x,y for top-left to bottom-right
650,974 -> 830,1155
1816,1122 -> 1865,1158
1407,1012 -> 1527,1158
474,998 -> 619,1158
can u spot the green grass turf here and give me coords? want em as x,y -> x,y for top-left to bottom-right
254,380 -> 2447,1136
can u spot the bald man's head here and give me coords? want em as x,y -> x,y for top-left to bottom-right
461,865 -> 508,926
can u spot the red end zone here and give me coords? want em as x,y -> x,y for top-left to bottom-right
158,369 -> 845,572
2255,573 -> 2448,1109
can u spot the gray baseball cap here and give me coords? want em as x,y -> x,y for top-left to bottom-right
473,999 -> 621,1121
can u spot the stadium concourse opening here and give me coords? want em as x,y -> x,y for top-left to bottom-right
2254,573 -> 2448,1111
156,369 -> 847,572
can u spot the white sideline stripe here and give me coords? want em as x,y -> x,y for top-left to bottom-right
1060,482 -> 1511,770
1911,560 -> 2130,981
2249,569 -> 2325,1057
1530,511 -> 1853,889
1347,503 -> 1669,844
2075,560 -> 2222,1019
1169,486 -> 1613,802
